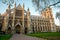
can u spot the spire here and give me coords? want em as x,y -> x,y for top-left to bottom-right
7,4 -> 11,14
14,2 -> 16,8
8,4 -> 10,10
16,3 -> 22,9
22,3 -> 24,8
27,8 -> 30,15
27,8 -> 30,11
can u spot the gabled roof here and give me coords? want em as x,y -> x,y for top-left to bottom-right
16,4 -> 22,10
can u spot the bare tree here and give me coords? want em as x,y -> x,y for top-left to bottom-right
0,0 -> 20,6
32,0 -> 60,12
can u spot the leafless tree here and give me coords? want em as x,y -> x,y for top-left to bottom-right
32,0 -> 60,12
0,0 -> 20,6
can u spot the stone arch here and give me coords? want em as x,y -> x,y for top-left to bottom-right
40,26 -> 42,32
0,23 -> 2,31
32,26 -> 35,32
25,27 -> 28,34
7,27 -> 11,34
15,24 -> 21,34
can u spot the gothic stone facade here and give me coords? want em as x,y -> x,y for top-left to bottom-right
0,3 -> 57,34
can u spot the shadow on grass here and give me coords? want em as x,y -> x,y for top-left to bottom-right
0,34 -> 12,40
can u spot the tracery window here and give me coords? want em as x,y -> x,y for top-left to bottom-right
16,10 -> 22,16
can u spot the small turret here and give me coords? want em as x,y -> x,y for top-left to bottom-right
26,8 -> 30,33
27,8 -> 30,16
8,4 -> 11,10
22,3 -> 24,8
7,4 -> 11,14
14,2 -> 16,9
27,8 -> 29,11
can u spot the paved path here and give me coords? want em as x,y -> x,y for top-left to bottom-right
10,34 -> 47,40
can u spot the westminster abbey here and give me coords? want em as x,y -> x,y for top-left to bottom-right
0,3 -> 57,34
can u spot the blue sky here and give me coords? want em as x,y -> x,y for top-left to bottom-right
0,0 -> 38,15
0,0 -> 60,26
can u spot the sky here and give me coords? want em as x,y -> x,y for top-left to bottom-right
0,0 -> 60,26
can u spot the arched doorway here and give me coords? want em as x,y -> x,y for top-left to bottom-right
25,27 -> 28,34
15,24 -> 21,34
7,27 -> 11,34
0,23 -> 2,31
32,26 -> 35,33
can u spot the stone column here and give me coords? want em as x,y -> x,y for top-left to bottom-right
22,7 -> 24,34
26,9 -> 31,34
42,26 -> 44,32
36,23 -> 38,32
12,13 -> 15,34
40,26 -> 42,32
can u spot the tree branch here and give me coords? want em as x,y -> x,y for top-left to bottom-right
50,1 -> 60,6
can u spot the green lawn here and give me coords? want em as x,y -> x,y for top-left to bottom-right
26,32 -> 60,40
0,34 -> 12,40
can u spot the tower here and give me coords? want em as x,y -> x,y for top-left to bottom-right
46,7 -> 56,32
41,7 -> 56,32
11,2 -> 16,34
26,8 -> 31,33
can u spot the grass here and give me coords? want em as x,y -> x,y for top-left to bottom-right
0,34 -> 12,40
26,32 -> 60,40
